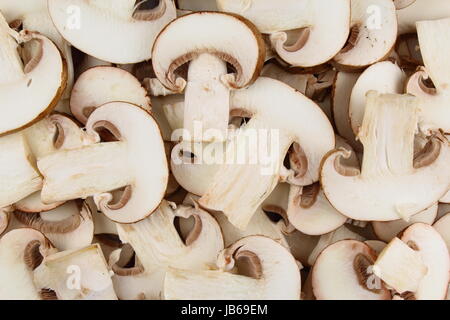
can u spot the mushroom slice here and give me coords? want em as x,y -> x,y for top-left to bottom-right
349,61 -> 406,135
0,228 -> 55,299
70,66 -> 151,124
373,237 -> 427,294
287,183 -> 347,236
333,0 -> 397,69
406,19 -> 450,133
116,200 -> 224,299
307,225 -> 366,266
261,0 -> 350,67
400,223 -> 450,300
372,203 -> 438,242
48,0 -> 176,63
34,244 -> 117,300
152,12 -> 265,141
164,236 -> 301,300
14,201 -> 94,251
0,132 -> 42,208
0,13 -> 66,135
332,71 -> 362,151
199,77 -> 335,230
396,0 -> 450,34
38,102 -> 169,223
433,213 -> 450,254
321,92 -> 450,221
312,240 -> 390,300
0,206 -> 12,236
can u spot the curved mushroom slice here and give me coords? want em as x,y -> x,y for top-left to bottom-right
116,200 -> 224,299
0,13 -> 66,135
307,225 -> 366,266
152,12 -> 265,141
332,71 -> 362,151
164,236 -> 301,300
0,206 -> 12,236
199,77 -> 335,230
396,0 -> 450,35
312,240 -> 390,300
433,213 -> 450,253
14,200 -> 94,251
333,0 -> 397,69
0,228 -> 55,299
287,183 -> 347,236
48,0 -> 176,63
321,92 -> 450,222
400,223 -> 450,300
372,203 -> 438,242
267,0 -> 349,67
349,61 -> 406,135
406,19 -> 450,133
70,66 -> 151,124
38,102 -> 169,223
34,244 -> 117,300
364,240 -> 386,254
0,133 -> 42,208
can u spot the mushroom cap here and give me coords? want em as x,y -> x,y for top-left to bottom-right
151,11 -> 265,92
70,66 -> 151,124
48,0 -> 176,64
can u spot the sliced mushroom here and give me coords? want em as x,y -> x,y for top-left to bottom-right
396,0 -> 450,34
372,203 -> 438,242
70,66 -> 151,124
312,240 -> 390,300
48,0 -> 176,63
0,13 -> 66,135
406,18 -> 450,133
400,223 -> 450,300
115,200 -> 224,299
0,228 -> 55,299
34,244 -> 117,300
321,92 -> 450,221
38,102 -> 169,223
152,11 -> 265,141
199,77 -> 335,230
14,200 -> 94,251
164,235 -> 301,300
333,0 -> 397,69
349,61 -> 406,135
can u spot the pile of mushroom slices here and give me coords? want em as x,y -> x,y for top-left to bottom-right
0,0 -> 449,301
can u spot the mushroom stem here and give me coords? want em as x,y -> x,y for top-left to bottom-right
184,53 -> 230,142
200,119 -> 293,230
0,15 -> 23,83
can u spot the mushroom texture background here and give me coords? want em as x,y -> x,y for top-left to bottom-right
0,0 -> 450,302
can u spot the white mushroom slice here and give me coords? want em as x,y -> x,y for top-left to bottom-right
178,0 -> 218,11
164,236 -> 301,300
400,223 -> 450,300
143,78 -> 179,97
85,197 -> 118,236
267,1 -> 349,67
38,102 -> 169,223
0,133 -> 42,208
48,0 -> 176,63
396,0 -> 450,34
433,213 -> 450,254
332,71 -> 362,151
70,66 -> 151,124
199,77 -> 335,230
307,225 -> 366,266
373,237 -> 427,294
34,244 -> 117,300
15,191 -> 63,213
440,190 -> 450,204
333,0 -> 397,69
152,12 -> 265,141
0,228 -> 55,300
0,206 -> 12,236
312,240 -> 390,300
349,61 -> 406,135
406,19 -> 450,133
321,92 -> 450,221
372,203 -> 438,242
14,201 -> 94,251
0,13 -> 66,135
287,183 -> 347,236
364,240 -> 386,254
116,200 -> 224,299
